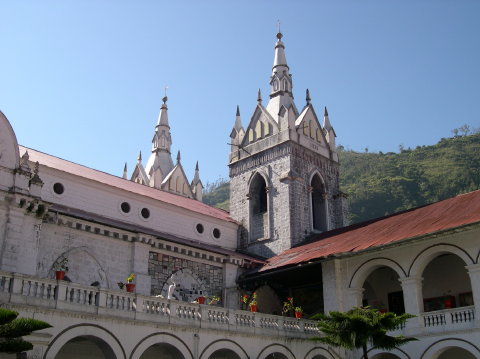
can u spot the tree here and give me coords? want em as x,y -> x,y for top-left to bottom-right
0,308 -> 51,354
313,307 -> 417,359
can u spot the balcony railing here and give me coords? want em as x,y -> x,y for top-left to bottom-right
422,306 -> 475,328
0,272 -> 320,339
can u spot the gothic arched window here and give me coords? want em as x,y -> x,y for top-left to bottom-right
251,174 -> 267,214
249,173 -> 268,240
311,174 -> 328,232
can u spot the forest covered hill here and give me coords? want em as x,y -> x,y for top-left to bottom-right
203,132 -> 480,224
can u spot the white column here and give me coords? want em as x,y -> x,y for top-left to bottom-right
346,287 -> 364,308
399,276 -> 424,329
465,263 -> 480,323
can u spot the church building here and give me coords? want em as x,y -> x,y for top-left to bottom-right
0,32 -> 479,359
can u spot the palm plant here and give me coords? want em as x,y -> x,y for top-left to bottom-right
0,308 -> 51,354
313,306 -> 416,359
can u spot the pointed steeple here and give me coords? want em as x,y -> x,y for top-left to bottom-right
144,95 -> 175,186
323,106 -> 332,131
306,89 -> 311,105
266,32 -> 295,121
234,105 -> 243,131
191,161 -> 203,201
137,151 -> 142,163
122,162 -> 128,179
157,96 -> 169,127
323,106 -> 337,150
176,150 -> 181,164
193,161 -> 200,183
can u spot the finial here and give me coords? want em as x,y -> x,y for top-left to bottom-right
306,89 -> 311,104
137,151 -> 142,163
195,161 -> 199,171
257,89 -> 262,103
236,105 -> 240,117
324,106 -> 328,117
124,162 -> 127,171
176,150 -> 181,163
162,96 -> 168,104
276,20 -> 283,40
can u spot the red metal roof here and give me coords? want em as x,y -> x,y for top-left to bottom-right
261,190 -> 480,272
19,146 -> 235,223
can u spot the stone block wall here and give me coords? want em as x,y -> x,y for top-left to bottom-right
230,141 -> 346,258
148,252 -> 223,301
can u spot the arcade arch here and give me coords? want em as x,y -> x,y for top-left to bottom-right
43,324 -> 125,359
130,333 -> 192,359
421,254 -> 473,312
200,340 -> 247,359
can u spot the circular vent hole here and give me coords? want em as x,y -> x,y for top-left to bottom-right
121,202 -> 130,213
196,223 -> 204,234
53,182 -> 64,195
141,208 -> 150,219
213,228 -> 221,239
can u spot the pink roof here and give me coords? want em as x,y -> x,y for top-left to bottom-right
19,146 -> 235,223
262,190 -> 480,272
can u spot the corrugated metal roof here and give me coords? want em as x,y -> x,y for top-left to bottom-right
261,190 -> 480,272
19,146 -> 235,223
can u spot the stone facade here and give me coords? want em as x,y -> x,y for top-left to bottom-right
229,33 -> 346,258
149,252 -> 224,301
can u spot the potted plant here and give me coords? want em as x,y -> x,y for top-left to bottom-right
294,306 -> 303,318
125,273 -> 135,292
53,257 -> 69,280
282,297 -> 294,315
248,292 -> 258,312
209,295 -> 220,305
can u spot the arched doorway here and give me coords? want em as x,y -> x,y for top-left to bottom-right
208,349 -> 241,359
422,254 -> 473,311
55,335 -> 115,359
362,266 -> 404,314
140,343 -> 185,359
310,174 -> 327,232
437,347 -> 476,359
249,173 -> 268,240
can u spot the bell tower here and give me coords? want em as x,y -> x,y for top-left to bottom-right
228,33 -> 347,258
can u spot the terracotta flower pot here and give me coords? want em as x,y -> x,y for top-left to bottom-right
198,296 -> 206,304
55,271 -> 65,280
126,283 -> 135,293
295,311 -> 302,319
250,305 -> 258,312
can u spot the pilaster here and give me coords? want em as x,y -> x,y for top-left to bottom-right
399,276 -> 424,329
466,263 -> 480,323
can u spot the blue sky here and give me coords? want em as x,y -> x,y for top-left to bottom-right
1,1 -> 479,186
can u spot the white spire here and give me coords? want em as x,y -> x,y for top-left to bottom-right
157,96 -> 170,127
122,162 -> 128,179
145,96 -> 175,185
266,32 -> 295,122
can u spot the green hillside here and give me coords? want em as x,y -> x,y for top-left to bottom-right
203,132 -> 480,224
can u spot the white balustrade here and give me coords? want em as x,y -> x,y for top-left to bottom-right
422,306 -> 475,328
5,271 -> 477,339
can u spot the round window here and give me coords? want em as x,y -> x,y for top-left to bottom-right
196,223 -> 204,234
213,228 -> 221,239
120,202 -> 131,213
53,182 -> 64,195
141,208 -> 150,219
